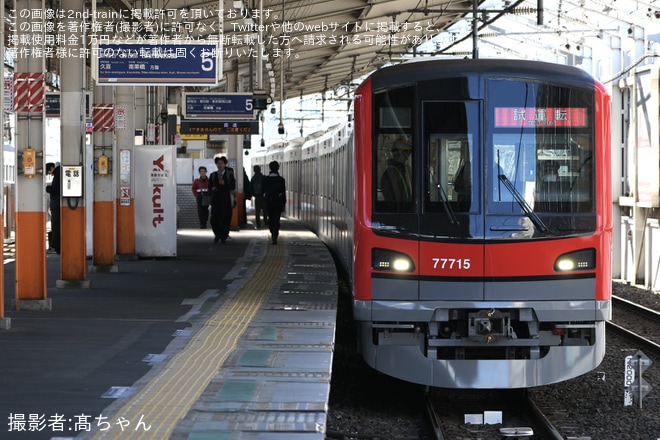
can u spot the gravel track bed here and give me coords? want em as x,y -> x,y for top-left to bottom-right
327,282 -> 660,440
326,280 -> 431,440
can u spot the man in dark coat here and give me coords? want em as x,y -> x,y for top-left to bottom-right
208,156 -> 236,243
250,165 -> 268,228
263,160 -> 286,244
45,163 -> 61,253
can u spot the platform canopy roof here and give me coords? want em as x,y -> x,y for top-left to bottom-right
5,0 -> 660,100
98,0 -> 660,99
98,0 -> 488,99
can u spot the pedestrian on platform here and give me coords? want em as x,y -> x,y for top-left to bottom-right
250,165 -> 268,228
208,156 -> 236,243
263,160 -> 286,244
192,166 -> 211,229
45,163 -> 61,254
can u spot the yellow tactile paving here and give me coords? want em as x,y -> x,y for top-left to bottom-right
92,237 -> 285,440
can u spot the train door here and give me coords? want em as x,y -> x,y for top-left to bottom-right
419,101 -> 485,300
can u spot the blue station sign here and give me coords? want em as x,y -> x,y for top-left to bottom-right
183,93 -> 254,119
95,43 -> 219,86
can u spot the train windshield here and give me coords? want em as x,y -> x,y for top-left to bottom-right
371,77 -> 596,240
485,79 -> 596,238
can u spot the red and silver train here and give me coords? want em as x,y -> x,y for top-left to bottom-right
253,58 -> 612,388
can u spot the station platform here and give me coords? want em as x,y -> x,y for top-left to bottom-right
0,220 -> 338,440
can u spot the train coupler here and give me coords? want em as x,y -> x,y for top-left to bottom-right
468,309 -> 512,343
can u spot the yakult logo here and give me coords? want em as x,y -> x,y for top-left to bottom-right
151,155 -> 166,227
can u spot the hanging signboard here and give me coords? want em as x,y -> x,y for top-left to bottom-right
94,42 -> 219,86
183,93 -> 254,119
179,120 -> 259,135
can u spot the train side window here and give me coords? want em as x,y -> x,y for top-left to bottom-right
374,87 -> 415,213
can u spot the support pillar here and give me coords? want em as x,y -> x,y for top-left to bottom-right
57,0 -> 89,288
91,84 -> 117,272
226,64 -> 246,228
0,0 -> 9,328
14,0 -> 49,310
116,86 -> 135,255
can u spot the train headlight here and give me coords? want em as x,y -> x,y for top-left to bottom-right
554,248 -> 596,272
372,248 -> 415,272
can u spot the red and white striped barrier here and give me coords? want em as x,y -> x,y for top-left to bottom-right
14,72 -> 45,113
92,104 -> 115,132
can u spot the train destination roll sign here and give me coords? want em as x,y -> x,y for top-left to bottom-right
94,43 -> 219,86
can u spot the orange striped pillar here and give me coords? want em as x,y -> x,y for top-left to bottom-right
116,86 -> 136,255
91,85 -> 117,270
116,200 -> 135,254
231,193 -> 245,228
57,0 -> 88,288
14,0 -> 49,310
59,205 -> 86,282
93,201 -> 116,265
15,213 -> 48,305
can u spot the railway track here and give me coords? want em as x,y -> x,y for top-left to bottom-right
425,388 -> 563,439
610,295 -> 660,354
424,296 -> 660,439
328,286 -> 660,439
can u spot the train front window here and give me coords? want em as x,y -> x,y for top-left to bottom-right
425,102 -> 477,215
374,87 -> 415,214
486,79 -> 596,238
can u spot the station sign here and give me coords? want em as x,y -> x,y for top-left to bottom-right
45,93 -> 91,118
180,120 -> 259,135
183,93 -> 254,119
94,42 -> 219,86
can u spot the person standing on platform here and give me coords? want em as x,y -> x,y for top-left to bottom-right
45,163 -> 61,254
250,165 -> 268,229
263,160 -> 286,244
192,166 -> 211,229
45,162 -> 55,251
208,156 -> 236,243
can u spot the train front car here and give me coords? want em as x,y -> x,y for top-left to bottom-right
353,59 -> 612,389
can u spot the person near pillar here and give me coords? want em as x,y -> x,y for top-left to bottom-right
45,163 -> 61,254
250,165 -> 268,229
192,166 -> 211,229
263,160 -> 286,245
208,156 -> 236,244
45,162 -> 55,249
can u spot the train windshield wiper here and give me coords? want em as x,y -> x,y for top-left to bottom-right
497,174 -> 547,233
436,183 -> 459,225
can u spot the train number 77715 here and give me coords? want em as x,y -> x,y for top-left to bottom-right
432,258 -> 471,270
